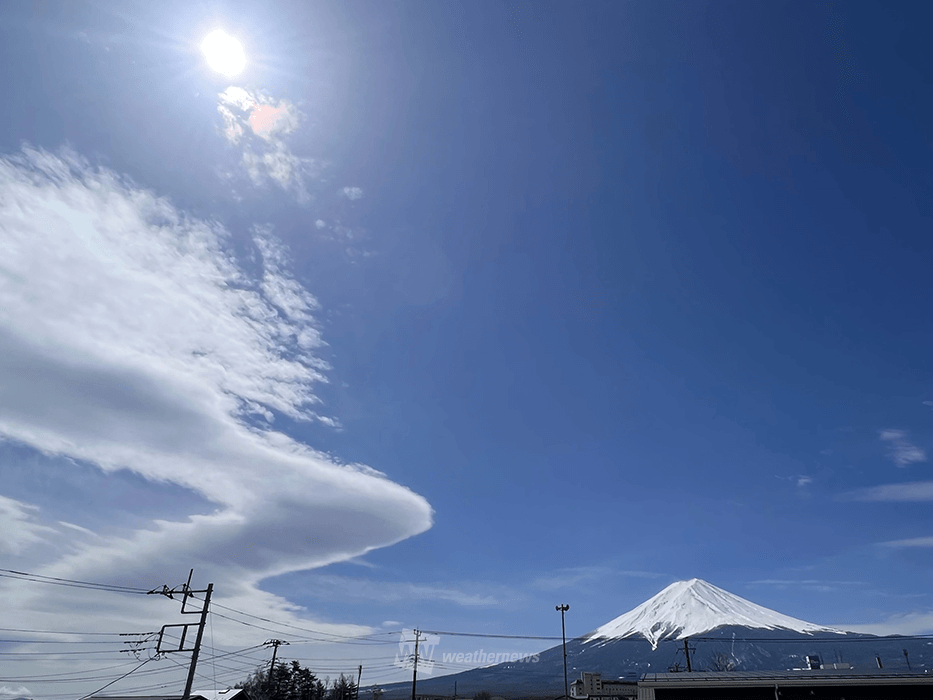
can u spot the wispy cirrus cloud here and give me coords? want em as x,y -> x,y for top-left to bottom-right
841,481 -> 933,502
531,566 -> 663,592
293,575 -> 501,607
341,186 -> 364,200
879,429 -> 927,467
0,495 -> 57,556
843,611 -> 933,636
880,535 -> 933,548
0,147 -> 432,659
747,579 -> 864,593
217,87 -> 316,198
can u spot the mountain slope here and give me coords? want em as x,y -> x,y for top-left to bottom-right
376,579 -> 931,697
585,578 -> 847,648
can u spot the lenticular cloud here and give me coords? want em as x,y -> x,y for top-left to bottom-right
0,146 -> 432,587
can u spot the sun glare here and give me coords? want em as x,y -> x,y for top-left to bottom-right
200,30 -> 246,77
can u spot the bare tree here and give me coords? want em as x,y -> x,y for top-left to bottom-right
707,652 -> 737,672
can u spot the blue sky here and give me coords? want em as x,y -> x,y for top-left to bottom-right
1,0 -> 932,697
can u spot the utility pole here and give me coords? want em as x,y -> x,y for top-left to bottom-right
410,630 -> 421,700
266,639 -> 289,682
357,664 -> 363,700
903,649 -> 912,671
682,638 -> 693,672
150,570 -> 214,700
556,605 -> 570,700
183,579 -> 212,700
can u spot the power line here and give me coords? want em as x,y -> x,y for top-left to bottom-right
0,626 -> 150,636
0,661 -> 139,681
0,568 -> 148,594
76,657 -> 155,700
421,629 -> 565,640
201,598 -> 399,644
0,648 -> 155,656
0,638 -> 148,645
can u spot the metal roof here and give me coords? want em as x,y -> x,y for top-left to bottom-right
639,670 -> 933,687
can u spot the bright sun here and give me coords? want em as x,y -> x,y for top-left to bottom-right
200,30 -> 246,77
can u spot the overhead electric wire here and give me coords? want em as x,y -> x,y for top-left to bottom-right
0,638 -> 146,645
421,629 -> 566,640
0,661 -> 140,682
0,568 -> 149,594
76,656 -> 155,700
200,597 -> 399,644
0,648 -> 155,656
205,609 -> 396,646
0,626 -> 152,636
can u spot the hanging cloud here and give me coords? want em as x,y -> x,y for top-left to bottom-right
0,147 -> 432,645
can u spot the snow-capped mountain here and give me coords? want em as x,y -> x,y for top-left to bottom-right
585,578 -> 848,648
377,579 -> 927,698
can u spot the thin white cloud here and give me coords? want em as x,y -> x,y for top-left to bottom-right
341,186 -> 364,200
797,476 -> 813,487
0,495 -> 56,556
842,481 -> 933,501
217,87 -> 313,198
315,219 -> 327,229
844,611 -> 933,636
56,520 -> 101,538
747,579 -> 864,593
881,535 -> 933,548
531,566 -> 662,591
295,575 -> 500,607
0,147 -> 433,668
879,429 -> 927,467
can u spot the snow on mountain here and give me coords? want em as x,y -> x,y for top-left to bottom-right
585,578 -> 849,649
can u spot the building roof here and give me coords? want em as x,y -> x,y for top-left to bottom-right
94,690 -> 249,700
91,696 -> 208,700
192,689 -> 249,700
639,670 -> 933,687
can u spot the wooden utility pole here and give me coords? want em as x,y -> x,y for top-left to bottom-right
410,630 -> 421,700
150,570 -> 214,700
356,664 -> 363,700
183,581 -> 212,700
266,639 -> 289,682
683,638 -> 692,672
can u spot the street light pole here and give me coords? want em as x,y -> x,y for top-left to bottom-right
556,605 -> 570,700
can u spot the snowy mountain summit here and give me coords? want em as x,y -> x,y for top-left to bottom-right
585,578 -> 847,649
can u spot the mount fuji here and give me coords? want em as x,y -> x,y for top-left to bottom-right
584,578 -> 847,649
378,579 -> 932,697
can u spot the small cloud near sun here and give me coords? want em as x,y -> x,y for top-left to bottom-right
201,30 -> 246,77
